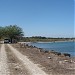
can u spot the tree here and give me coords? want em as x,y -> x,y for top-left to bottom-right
0,27 -> 5,39
0,25 -> 24,42
5,25 -> 24,42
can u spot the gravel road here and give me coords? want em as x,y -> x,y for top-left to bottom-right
0,44 -> 10,75
0,44 -> 49,75
0,43 -> 74,75
7,44 -> 49,75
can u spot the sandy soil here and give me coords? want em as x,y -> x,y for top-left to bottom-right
0,43 -> 75,75
5,44 -> 30,75
11,43 -> 75,75
7,44 -> 49,75
0,44 -> 48,75
0,44 -> 10,75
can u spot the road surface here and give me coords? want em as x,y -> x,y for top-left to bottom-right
0,44 -> 49,75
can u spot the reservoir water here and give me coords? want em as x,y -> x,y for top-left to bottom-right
29,41 -> 75,57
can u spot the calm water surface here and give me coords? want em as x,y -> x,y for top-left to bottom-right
29,41 -> 75,57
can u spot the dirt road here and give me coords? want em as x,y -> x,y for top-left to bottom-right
0,44 -> 49,75
7,44 -> 49,75
0,44 -> 75,75
0,44 -> 10,75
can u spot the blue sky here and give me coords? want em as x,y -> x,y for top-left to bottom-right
0,0 -> 74,37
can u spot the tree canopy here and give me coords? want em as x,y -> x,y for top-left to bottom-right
0,25 -> 24,42
0,27 -> 4,39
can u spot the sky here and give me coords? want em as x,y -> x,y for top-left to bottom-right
0,0 -> 74,37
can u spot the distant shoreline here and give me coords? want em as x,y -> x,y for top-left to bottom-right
29,40 -> 75,43
18,39 -> 75,44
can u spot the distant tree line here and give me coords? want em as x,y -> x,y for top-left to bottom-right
22,36 -> 75,42
31,36 -> 47,39
0,25 -> 24,42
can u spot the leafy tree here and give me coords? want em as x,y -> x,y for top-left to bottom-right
5,25 -> 24,42
0,25 -> 24,42
0,27 -> 5,39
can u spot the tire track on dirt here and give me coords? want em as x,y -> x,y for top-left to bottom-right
7,44 -> 49,75
0,44 -> 10,75
5,44 -> 30,75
